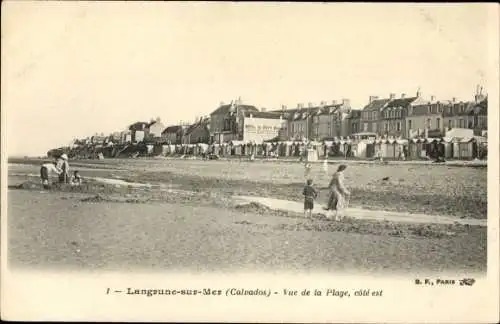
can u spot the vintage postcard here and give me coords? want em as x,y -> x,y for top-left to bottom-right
1,1 -> 499,322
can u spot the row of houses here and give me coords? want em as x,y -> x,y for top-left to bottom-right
360,88 -> 488,139
71,87 -> 488,149
209,89 -> 487,145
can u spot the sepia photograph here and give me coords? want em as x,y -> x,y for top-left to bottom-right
2,1 -> 498,322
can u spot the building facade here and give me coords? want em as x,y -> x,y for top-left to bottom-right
380,93 -> 418,138
129,122 -> 150,143
148,118 -> 166,139
162,125 -> 187,144
242,111 -> 287,143
361,95 -> 394,135
406,96 -> 445,138
182,118 -> 211,144
347,109 -> 362,136
311,100 -> 351,140
270,99 -> 351,141
209,100 -> 259,144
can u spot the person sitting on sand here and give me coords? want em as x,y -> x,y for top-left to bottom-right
71,170 -> 83,186
303,179 -> 318,218
324,164 -> 351,220
40,160 -> 63,189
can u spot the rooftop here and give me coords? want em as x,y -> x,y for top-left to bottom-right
210,103 -> 258,116
363,98 -> 392,111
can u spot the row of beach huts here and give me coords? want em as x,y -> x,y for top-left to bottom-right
61,136 -> 487,161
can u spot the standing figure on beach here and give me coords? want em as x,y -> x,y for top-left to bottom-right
56,154 -> 70,183
304,162 -> 312,178
324,164 -> 351,220
40,160 -> 63,189
303,179 -> 318,218
322,159 -> 328,173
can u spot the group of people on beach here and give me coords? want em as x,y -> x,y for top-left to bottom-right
302,161 -> 350,221
40,154 -> 82,189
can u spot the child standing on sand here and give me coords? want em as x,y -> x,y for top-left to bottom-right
303,179 -> 318,218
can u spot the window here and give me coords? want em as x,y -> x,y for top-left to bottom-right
384,123 -> 388,132
459,119 -> 465,128
448,120 -> 452,129
408,120 -> 412,130
373,123 -> 377,132
437,118 -> 441,129
427,118 -> 431,129
363,123 -> 368,131
396,122 -> 401,131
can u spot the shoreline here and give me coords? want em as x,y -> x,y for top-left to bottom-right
8,156 -> 488,168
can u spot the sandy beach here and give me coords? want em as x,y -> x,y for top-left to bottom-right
6,158 -> 487,274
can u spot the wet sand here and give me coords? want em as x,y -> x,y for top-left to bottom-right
6,159 -> 487,273
8,188 -> 486,274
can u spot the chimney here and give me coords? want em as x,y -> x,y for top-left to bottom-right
401,93 -> 406,99
308,102 -> 313,108
332,100 -> 338,105
389,93 -> 396,100
342,98 -> 350,106
261,108 -> 266,112
369,96 -> 379,103
452,97 -> 456,103
220,101 -> 225,106
281,105 -> 287,111
430,95 -> 436,102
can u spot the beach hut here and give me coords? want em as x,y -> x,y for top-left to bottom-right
408,138 -> 423,159
458,137 -> 475,159
230,141 -> 243,156
394,139 -> 408,160
442,137 -> 455,159
219,143 -> 226,156
424,138 -> 440,159
354,139 -> 372,158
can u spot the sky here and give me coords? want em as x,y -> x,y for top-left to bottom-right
2,2 -> 495,156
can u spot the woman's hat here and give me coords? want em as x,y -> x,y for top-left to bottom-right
60,154 -> 68,160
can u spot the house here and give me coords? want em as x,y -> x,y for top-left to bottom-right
162,125 -> 188,144
380,92 -> 419,138
468,96 -> 488,135
120,130 -> 132,143
241,110 -> 287,143
442,98 -> 474,131
310,99 -> 351,140
347,109 -> 362,136
209,99 -> 259,144
361,95 -> 394,135
128,121 -> 150,143
285,105 -> 312,141
148,118 -> 165,140
182,117 -> 211,144
406,95 -> 446,138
